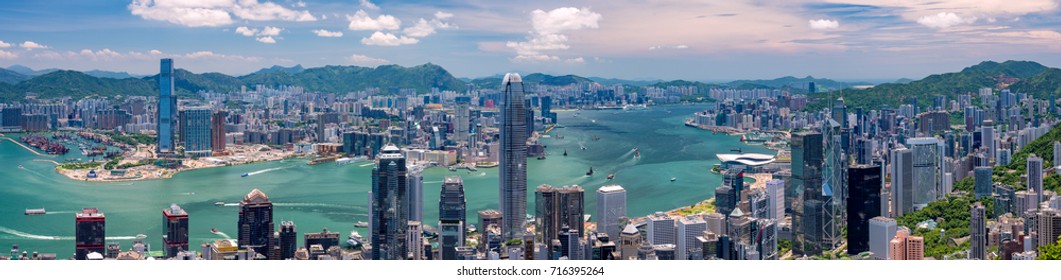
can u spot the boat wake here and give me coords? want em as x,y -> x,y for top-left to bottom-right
0,226 -> 73,240
223,203 -> 239,207
212,231 -> 231,240
422,180 -> 443,184
274,202 -> 358,209
358,163 -> 374,167
245,166 -> 287,177
44,211 -> 75,215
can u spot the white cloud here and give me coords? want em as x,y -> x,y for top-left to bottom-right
361,31 -> 418,46
347,54 -> 389,66
294,1 -> 306,8
359,0 -> 379,10
991,30 -> 1061,41
313,29 -> 344,37
256,36 -> 277,44
507,7 -> 601,62
259,26 -> 283,36
236,26 -> 258,36
20,41 -> 49,50
149,49 -> 163,55
809,19 -> 839,30
0,50 -> 16,60
564,57 -> 585,64
347,9 -> 400,30
403,19 -> 436,37
128,0 -> 315,28
649,44 -> 689,50
434,11 -> 453,20
917,12 -> 976,29
0,40 -> 11,48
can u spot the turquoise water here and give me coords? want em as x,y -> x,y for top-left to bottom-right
0,104 -> 769,257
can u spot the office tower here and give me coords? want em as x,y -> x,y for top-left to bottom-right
499,73 -> 528,240
869,217 -> 897,259
647,212 -> 676,246
889,228 -> 924,260
715,185 -> 735,216
1055,141 -> 1061,168
981,120 -> 995,162
535,185 -> 585,249
677,216 -> 707,260
723,167 -> 745,199
891,147 -> 914,217
970,202 -> 987,260
973,166 -> 993,199
238,189 -> 275,259
162,204 -> 189,257
808,82 -> 816,94
790,131 -> 823,256
371,145 -> 409,260
596,185 -> 627,241
820,118 -> 845,252
619,224 -> 641,259
847,164 -> 882,255
75,208 -> 106,260
832,97 -> 847,128
907,137 -> 944,208
157,58 -> 176,154
279,221 -> 296,260
703,213 -> 725,236
454,96 -> 471,144
304,227 -> 340,254
407,221 -> 423,260
1038,208 -> 1061,249
477,209 -> 502,253
766,180 -> 785,221
590,232 -> 617,260
210,111 -> 226,153
179,108 -> 212,157
408,168 -> 423,222
1028,154 -> 1043,206
439,176 -> 466,260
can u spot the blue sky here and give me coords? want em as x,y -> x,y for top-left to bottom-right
1,0 -> 1061,81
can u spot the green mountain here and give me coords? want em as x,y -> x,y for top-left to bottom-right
6,65 -> 59,76
84,70 -> 143,79
469,73 -> 593,88
251,64 -> 305,75
806,60 -> 1051,111
725,76 -> 869,92
0,63 -> 467,101
0,68 -> 29,85
1008,68 -> 1061,99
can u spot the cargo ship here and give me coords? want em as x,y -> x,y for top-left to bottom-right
25,208 -> 46,215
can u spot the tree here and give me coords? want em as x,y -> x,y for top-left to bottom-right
1038,236 -> 1061,260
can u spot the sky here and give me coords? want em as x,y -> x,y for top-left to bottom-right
1,0 -> 1061,81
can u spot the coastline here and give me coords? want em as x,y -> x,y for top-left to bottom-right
2,137 -> 57,157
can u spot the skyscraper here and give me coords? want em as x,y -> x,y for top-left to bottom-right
1028,154 -> 1043,206
868,217 -> 897,260
407,221 -> 423,260
891,147 -> 914,217
765,180 -> 785,221
676,215 -> 707,260
238,189 -> 275,259
596,185 -> 627,241
279,221 -> 297,260
647,212 -> 676,247
162,204 -> 189,257
499,73 -> 528,240
210,111 -> 226,153
535,185 -> 585,250
439,176 -> 466,260
790,131 -> 823,256
157,58 -> 176,154
75,208 -> 106,260
179,108 -> 212,157
974,166 -> 993,199
454,96 -> 471,144
408,168 -> 424,222
907,137 -> 943,208
371,144 -> 409,260
970,202 -> 987,260
846,164 -> 882,255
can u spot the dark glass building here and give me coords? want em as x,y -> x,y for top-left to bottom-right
162,204 -> 189,257
279,221 -> 297,260
535,184 -> 585,251
846,164 -> 882,255
157,58 -> 176,154
75,208 -> 106,260
238,188 -> 275,259
371,144 -> 409,260
439,176 -> 466,260
304,227 -> 340,252
789,131 -> 823,256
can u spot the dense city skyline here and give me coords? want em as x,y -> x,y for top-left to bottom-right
3,1 -> 1061,80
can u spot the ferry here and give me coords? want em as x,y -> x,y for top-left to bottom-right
18,164 -> 23,169
346,231 -> 363,247
335,156 -> 368,167
215,201 -> 225,206
671,177 -> 677,182
24,208 -> 46,215
135,234 -> 147,239
354,221 -> 369,228
623,104 -> 647,111
449,166 -> 458,172
633,147 -> 640,158
211,228 -> 218,233
241,173 -> 249,177
607,173 -> 615,180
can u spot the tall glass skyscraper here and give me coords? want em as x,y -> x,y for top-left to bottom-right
789,131 -> 822,256
371,145 -> 409,260
499,73 -> 528,240
162,204 -> 189,258
157,58 -> 176,154
454,96 -> 471,144
238,189 -> 275,259
439,176 -> 466,260
846,164 -> 882,255
596,185 -> 627,241
179,108 -> 212,157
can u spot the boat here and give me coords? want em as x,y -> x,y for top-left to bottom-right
211,228 -> 218,233
18,164 -> 23,169
537,155 -> 546,160
586,167 -> 594,176
354,221 -> 369,228
671,177 -> 677,182
607,173 -> 615,180
135,234 -> 147,239
335,156 -> 367,167
449,166 -> 457,172
634,148 -> 641,158
241,173 -> 249,177
24,208 -> 46,215
563,149 -> 568,156
215,201 -> 225,206
592,136 -> 601,141
346,231 -> 363,247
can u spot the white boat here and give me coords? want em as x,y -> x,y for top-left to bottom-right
135,234 -> 147,239
354,221 -> 369,228
336,156 -> 368,166
671,177 -> 677,182
215,201 -> 225,206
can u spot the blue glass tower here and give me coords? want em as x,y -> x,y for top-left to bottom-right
371,145 -> 409,260
499,73 -> 528,240
157,58 -> 176,154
